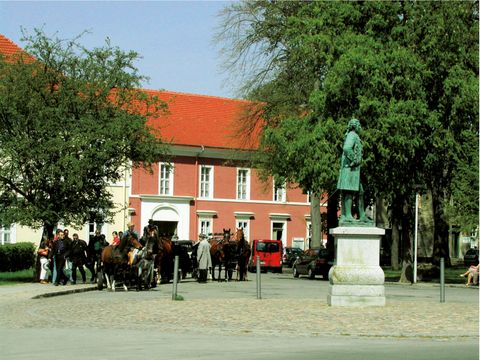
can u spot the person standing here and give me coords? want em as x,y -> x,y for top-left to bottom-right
63,229 -> 73,282
70,233 -> 88,284
52,230 -> 69,286
88,229 -> 108,281
196,235 -> 212,283
37,237 -> 52,284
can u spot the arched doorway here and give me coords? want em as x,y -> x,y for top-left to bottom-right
152,206 -> 179,238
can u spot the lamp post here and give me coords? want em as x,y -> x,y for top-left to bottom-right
413,193 -> 419,284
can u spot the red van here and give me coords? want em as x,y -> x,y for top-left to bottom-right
248,239 -> 283,273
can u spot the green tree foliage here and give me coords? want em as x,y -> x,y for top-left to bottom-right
0,30 -> 169,235
218,1 -> 478,266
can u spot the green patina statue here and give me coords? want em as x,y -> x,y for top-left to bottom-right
337,118 -> 372,226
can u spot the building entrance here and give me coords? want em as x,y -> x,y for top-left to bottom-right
153,220 -> 178,239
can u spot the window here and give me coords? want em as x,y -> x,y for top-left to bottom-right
256,241 -> 280,252
199,166 -> 213,198
237,168 -> 250,200
199,218 -> 212,237
273,179 -> 286,202
159,162 -> 173,195
0,227 -> 11,245
236,220 -> 249,242
271,221 -> 286,248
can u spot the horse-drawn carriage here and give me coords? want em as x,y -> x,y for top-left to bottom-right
94,227 -> 250,291
96,233 -> 156,291
95,230 -> 196,291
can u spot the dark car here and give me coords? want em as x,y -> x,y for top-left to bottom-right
464,248 -> 479,267
292,248 -> 333,280
283,247 -> 303,267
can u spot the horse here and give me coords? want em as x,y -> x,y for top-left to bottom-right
85,241 -> 106,283
132,230 -> 156,291
209,229 -> 230,281
152,232 -> 174,284
98,234 -> 143,291
235,228 -> 251,281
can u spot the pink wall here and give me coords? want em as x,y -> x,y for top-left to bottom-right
130,155 -> 323,247
132,163 -> 158,195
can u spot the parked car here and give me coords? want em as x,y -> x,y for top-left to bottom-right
283,247 -> 303,267
248,239 -> 283,273
464,248 -> 479,267
292,248 -> 333,280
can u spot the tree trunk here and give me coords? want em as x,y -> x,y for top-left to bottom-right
399,199 -> 413,283
310,192 -> 322,249
326,191 -> 338,256
391,217 -> 400,271
431,186 -> 451,266
390,200 -> 402,271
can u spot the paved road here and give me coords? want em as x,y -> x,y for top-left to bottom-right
0,272 -> 478,359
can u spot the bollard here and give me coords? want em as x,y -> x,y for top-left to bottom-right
172,255 -> 179,300
256,255 -> 261,299
440,257 -> 445,303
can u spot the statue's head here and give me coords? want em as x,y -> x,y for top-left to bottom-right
348,118 -> 361,132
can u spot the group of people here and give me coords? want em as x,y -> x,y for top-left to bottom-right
37,222 -> 140,286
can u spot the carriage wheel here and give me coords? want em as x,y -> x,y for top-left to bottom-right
96,270 -> 104,290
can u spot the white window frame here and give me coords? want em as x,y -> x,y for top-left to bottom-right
273,179 -> 286,203
271,220 -> 287,248
199,165 -> 214,199
198,217 -> 213,238
235,219 -> 250,243
0,226 -> 12,245
236,168 -> 250,200
159,162 -> 174,196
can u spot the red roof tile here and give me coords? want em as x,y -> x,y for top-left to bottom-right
0,34 -> 24,56
143,90 -> 263,151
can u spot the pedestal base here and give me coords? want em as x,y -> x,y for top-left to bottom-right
327,284 -> 385,307
327,226 -> 385,307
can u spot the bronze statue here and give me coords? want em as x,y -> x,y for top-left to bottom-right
337,118 -> 369,225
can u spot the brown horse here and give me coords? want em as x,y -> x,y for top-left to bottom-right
235,228 -> 251,281
209,229 -> 230,281
98,234 -> 142,291
153,233 -> 174,284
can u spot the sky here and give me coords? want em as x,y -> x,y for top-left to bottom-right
0,1 -> 237,98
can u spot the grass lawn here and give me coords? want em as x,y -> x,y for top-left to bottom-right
0,268 -> 94,286
383,265 -> 469,284
0,268 -> 35,285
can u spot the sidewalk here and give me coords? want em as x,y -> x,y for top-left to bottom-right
0,274 -> 478,340
1,276 -> 477,360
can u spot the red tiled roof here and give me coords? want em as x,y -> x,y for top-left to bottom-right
0,34 -> 24,56
0,34 -> 263,150
143,90 -> 263,151
0,34 -> 33,62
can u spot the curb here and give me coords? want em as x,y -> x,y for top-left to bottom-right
31,286 -> 98,299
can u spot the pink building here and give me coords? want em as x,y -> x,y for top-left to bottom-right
129,91 -> 322,250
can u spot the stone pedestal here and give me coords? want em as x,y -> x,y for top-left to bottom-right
327,226 -> 385,307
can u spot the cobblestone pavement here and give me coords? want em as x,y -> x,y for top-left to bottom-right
0,272 -> 478,341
